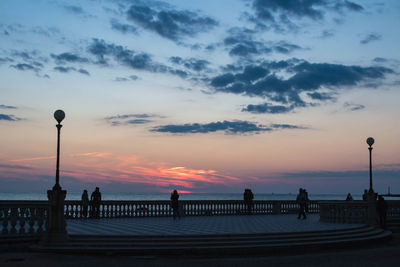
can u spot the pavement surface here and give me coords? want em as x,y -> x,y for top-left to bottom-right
66,214 -> 362,235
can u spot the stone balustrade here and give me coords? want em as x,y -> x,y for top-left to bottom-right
1,199 -> 399,237
63,200 -> 321,219
0,201 -> 50,236
320,200 -> 400,224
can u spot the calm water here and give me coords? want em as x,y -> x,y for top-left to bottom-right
0,192 -> 368,201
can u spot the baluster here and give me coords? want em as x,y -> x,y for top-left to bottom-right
37,208 -> 44,234
19,208 -> 26,234
1,208 -> 9,234
9,208 -> 18,234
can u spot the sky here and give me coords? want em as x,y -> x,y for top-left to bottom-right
0,0 -> 399,195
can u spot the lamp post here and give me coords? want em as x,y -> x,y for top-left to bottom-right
54,109 -> 65,189
44,110 -> 68,244
366,137 -> 374,193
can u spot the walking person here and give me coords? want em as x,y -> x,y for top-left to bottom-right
296,188 -> 307,220
81,189 -> 89,218
170,190 -> 180,220
90,187 -> 102,218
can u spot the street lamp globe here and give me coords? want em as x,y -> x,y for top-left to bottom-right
366,137 -> 374,147
54,110 -> 65,124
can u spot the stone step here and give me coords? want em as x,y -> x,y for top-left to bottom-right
68,224 -> 371,242
66,226 -> 375,245
63,229 -> 385,248
33,227 -> 391,254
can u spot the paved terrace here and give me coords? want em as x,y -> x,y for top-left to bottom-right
66,214 -> 363,236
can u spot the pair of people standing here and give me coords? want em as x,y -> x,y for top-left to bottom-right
296,188 -> 309,219
81,187 -> 102,218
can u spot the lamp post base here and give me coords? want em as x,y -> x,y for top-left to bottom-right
366,190 -> 378,227
42,185 -> 68,244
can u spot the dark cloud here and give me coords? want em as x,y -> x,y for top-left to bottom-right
209,59 -> 392,113
344,102 -> 365,111
0,104 -> 17,109
110,19 -> 138,34
271,124 -> 306,129
126,3 -> 218,41
51,52 -> 89,64
150,120 -> 306,134
223,28 -> 302,57
53,66 -> 90,75
0,114 -> 21,121
126,119 -> 152,124
87,38 -> 163,71
242,103 -> 295,114
150,120 -> 272,134
360,33 -> 381,44
169,56 -> 210,72
10,63 -> 39,72
334,1 -> 364,12
307,92 -> 336,101
248,0 -> 363,33
105,113 -> 163,126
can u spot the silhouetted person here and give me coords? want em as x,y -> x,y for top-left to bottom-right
90,187 -> 102,218
81,189 -> 89,218
296,188 -> 307,219
362,189 -> 368,201
377,195 -> 388,229
170,190 -> 180,219
243,189 -> 254,214
346,193 -> 353,201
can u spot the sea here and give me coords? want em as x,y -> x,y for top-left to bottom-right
0,192 -> 370,201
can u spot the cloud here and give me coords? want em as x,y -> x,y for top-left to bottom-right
53,66 -> 90,75
110,19 -> 138,34
360,33 -> 381,44
0,104 -> 17,109
344,102 -> 365,111
209,59 -> 392,113
150,120 -> 306,134
242,103 -> 295,114
223,28 -> 302,57
126,3 -> 218,41
10,63 -> 40,72
248,0 -> 364,33
87,38 -> 164,71
169,56 -> 210,72
307,92 -> 336,101
0,114 -> 22,121
150,120 -> 272,134
51,52 -> 89,64
105,113 -> 163,126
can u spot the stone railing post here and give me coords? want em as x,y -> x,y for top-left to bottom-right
272,202 -> 281,214
43,186 -> 68,244
367,191 -> 378,226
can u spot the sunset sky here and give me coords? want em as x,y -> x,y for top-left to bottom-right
1,0 -> 399,194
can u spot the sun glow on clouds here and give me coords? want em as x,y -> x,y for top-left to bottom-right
6,152 -> 240,192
